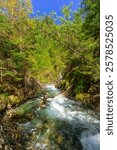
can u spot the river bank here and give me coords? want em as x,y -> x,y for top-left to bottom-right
0,76 -> 43,113
56,81 -> 100,113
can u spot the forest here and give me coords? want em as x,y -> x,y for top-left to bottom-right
0,0 -> 100,149
0,0 -> 100,112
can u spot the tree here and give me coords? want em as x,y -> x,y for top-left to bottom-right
60,1 -> 100,109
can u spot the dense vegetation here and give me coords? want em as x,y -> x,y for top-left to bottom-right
0,0 -> 100,112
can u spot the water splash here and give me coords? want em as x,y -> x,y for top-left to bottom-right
81,134 -> 100,150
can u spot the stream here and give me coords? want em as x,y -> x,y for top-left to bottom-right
15,84 -> 100,150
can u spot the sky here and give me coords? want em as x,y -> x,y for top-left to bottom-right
31,0 -> 82,16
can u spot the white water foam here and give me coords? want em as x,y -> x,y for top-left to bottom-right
44,84 -> 57,91
81,134 -> 100,150
48,94 -> 99,123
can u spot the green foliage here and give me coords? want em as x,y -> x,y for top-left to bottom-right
60,0 -> 100,109
61,2 -> 73,21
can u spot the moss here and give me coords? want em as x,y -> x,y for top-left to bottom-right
75,93 -> 85,102
8,95 -> 21,106
76,93 -> 91,103
75,92 -> 99,110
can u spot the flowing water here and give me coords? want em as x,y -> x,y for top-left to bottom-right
17,84 -> 100,150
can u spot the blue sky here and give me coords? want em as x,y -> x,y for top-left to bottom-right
31,0 -> 82,16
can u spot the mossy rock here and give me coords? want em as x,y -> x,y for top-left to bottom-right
8,100 -> 40,119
